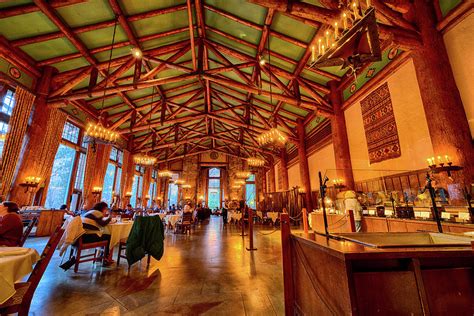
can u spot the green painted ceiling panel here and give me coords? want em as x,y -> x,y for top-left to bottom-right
0,11 -> 59,40
120,0 -> 186,15
271,12 -> 317,43
55,0 -> 115,28
127,87 -> 155,100
77,26 -> 128,50
300,69 -> 331,86
90,96 -> 123,109
51,57 -> 90,73
206,10 -> 261,46
269,36 -> 305,61
140,32 -> 190,50
93,46 -> 134,62
0,0 -> 32,9
107,105 -> 130,116
20,37 -> 78,61
440,0 -> 462,16
131,11 -> 189,37
206,0 -> 267,26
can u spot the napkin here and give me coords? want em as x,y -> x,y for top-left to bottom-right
0,247 -> 29,257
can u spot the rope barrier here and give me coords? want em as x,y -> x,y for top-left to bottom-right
257,229 -> 280,235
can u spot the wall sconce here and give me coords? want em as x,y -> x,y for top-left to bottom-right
182,184 -> 192,189
145,194 -> 151,200
298,187 -> 306,194
198,195 -> 204,200
20,176 -> 41,191
333,178 -> 346,189
125,191 -> 132,198
92,186 -> 102,194
427,155 -> 462,178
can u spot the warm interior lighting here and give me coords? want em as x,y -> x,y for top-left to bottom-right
0,134 -> 5,141
133,153 -> 156,166
232,185 -> 242,189
131,47 -> 142,59
158,169 -> 173,178
174,179 -> 185,185
236,171 -> 251,179
24,176 -> 41,185
259,58 -> 266,66
234,180 -> 245,186
92,187 -> 102,194
247,157 -> 265,167
145,194 -> 150,199
257,127 -> 287,147
182,184 -> 192,189
125,191 -> 132,197
85,121 -> 118,145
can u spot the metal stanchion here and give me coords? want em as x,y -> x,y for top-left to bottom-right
246,208 -> 257,251
302,208 -> 308,234
240,206 -> 247,237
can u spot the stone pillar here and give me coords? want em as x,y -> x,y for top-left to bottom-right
328,80 -> 355,189
10,66 -> 57,206
297,119 -> 313,211
279,148 -> 289,191
411,0 -> 474,185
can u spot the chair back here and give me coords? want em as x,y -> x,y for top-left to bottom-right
182,212 -> 193,224
26,226 -> 64,297
19,217 -> 38,247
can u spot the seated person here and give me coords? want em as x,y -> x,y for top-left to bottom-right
124,204 -> 134,217
81,202 -> 112,263
183,203 -> 193,214
60,204 -> 75,216
0,201 -> 23,246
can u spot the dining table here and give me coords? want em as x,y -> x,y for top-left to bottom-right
165,214 -> 181,228
229,211 -> 242,223
266,212 -> 280,224
0,247 -> 40,304
105,221 -> 134,250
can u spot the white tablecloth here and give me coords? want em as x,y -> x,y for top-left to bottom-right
267,212 -> 279,223
149,213 -> 166,220
105,222 -> 133,249
229,212 -> 241,222
256,211 -> 263,219
0,247 -> 39,304
165,215 -> 181,227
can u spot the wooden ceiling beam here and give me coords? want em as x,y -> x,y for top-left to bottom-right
0,0 -> 86,19
186,0 -> 197,71
141,44 -> 191,80
0,36 -> 41,78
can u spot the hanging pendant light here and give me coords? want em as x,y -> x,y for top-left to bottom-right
257,31 -> 287,148
84,17 -> 120,146
247,156 -> 265,167
134,87 -> 157,166
236,171 -> 251,179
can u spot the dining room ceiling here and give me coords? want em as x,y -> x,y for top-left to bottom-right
0,0 -> 422,164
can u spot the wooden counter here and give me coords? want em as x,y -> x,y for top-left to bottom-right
309,211 -> 355,234
362,216 -> 474,233
281,214 -> 474,315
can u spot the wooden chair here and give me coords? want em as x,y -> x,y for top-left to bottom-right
175,212 -> 193,234
71,235 -> 109,273
0,226 -> 64,316
116,238 -> 151,269
19,217 -> 38,247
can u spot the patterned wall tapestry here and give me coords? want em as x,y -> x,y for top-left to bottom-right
360,82 -> 401,164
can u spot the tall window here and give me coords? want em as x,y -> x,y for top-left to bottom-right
102,147 -> 123,205
148,170 -> 157,207
246,174 -> 256,209
45,121 -> 85,209
130,165 -> 144,207
168,173 -> 179,208
0,88 -> 16,159
207,168 -> 221,209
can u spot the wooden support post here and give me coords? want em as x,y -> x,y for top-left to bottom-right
246,207 -> 257,251
279,148 -> 289,191
240,206 -> 247,237
268,163 -> 276,193
348,209 -> 356,232
328,80 -> 355,190
411,0 -> 474,185
296,119 -> 313,212
302,208 -> 308,234
9,66 -> 57,206
280,213 -> 295,316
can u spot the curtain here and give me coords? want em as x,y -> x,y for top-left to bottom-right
82,143 -> 112,208
0,87 -> 35,199
36,109 -> 67,181
142,166 -> 152,206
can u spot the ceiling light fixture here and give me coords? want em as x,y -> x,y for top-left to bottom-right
247,156 -> 265,167
133,153 -> 156,166
84,17 -> 119,147
236,171 -> 251,179
131,47 -> 142,59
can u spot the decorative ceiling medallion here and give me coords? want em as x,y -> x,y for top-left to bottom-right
8,66 -> 21,79
388,48 -> 398,60
210,151 -> 219,160
366,68 -> 376,78
350,83 -> 357,93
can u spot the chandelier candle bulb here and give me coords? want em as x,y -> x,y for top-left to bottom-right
318,38 -> 322,55
322,44 -> 326,55
343,13 -> 348,30
325,30 -> 330,47
334,22 -> 339,38
352,2 -> 360,19
445,155 -> 451,164
311,46 -> 315,62
366,0 -> 371,7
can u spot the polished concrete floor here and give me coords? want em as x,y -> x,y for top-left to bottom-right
25,217 -> 285,316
